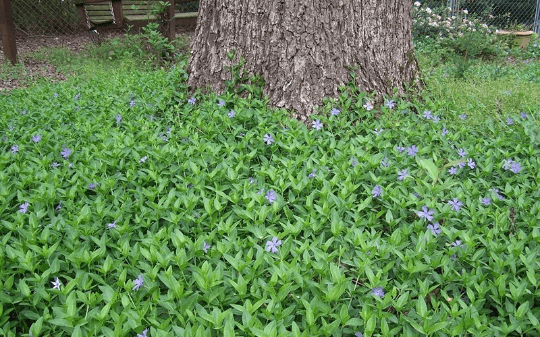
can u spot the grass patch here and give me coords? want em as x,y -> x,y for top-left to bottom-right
1,31 -> 540,337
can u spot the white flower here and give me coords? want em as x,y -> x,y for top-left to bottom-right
426,7 -> 432,13
463,9 -> 468,14
414,1 -> 421,6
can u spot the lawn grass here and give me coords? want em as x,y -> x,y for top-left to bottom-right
1,32 -> 540,336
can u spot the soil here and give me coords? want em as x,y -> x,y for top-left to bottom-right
0,30 -> 126,93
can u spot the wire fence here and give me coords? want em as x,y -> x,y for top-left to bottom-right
3,0 -> 199,37
424,0 -> 540,32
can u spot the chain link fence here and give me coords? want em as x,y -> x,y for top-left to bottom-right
421,0 -> 540,32
3,0 -> 199,37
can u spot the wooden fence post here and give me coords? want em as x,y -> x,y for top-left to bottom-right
0,0 -> 18,65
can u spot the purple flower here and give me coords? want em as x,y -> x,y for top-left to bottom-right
19,202 -> 29,214
249,177 -> 255,184
457,148 -> 467,158
372,286 -> 385,298
385,100 -> 395,109
217,99 -> 225,107
363,101 -> 374,111
457,161 -> 466,169
442,128 -> 449,136
31,135 -> 42,143
263,134 -> 274,145
312,119 -> 323,130
510,162 -> 522,173
51,162 -> 60,168
381,157 -> 389,167
116,114 -> 122,124
520,112 -> 528,119
459,114 -> 467,120
423,110 -> 432,119
452,240 -> 463,247
265,190 -> 277,203
490,188 -> 505,200
506,118 -> 514,125
407,145 -> 418,157
51,277 -> 62,290
149,114 -> 154,121
265,236 -> 282,253
396,146 -> 405,153
481,197 -> 491,205
428,222 -> 441,236
330,108 -> 340,116
467,158 -> 475,169
416,205 -> 434,221
130,100 -> 135,108
448,198 -> 463,211
448,167 -> 458,175
55,201 -> 62,211
188,97 -> 196,105
74,93 -> 80,100
432,115 -> 440,123
167,128 -> 172,135
372,185 -> 382,198
132,274 -> 144,291
203,241 -> 211,253
355,333 -> 363,337
11,145 -> 19,154
107,221 -> 116,229
397,169 -> 408,181
137,328 -> 148,337
228,110 -> 235,118
68,163 -> 73,168
61,147 -> 72,159
308,169 -> 316,178
374,128 -> 383,135
140,156 -> 148,163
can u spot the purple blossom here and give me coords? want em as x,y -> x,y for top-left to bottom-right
68,163 -> 73,168
374,128 -> 383,135
521,112 -> 528,119
506,118 -> 514,125
132,274 -> 144,291
249,177 -> 255,184
448,198 -> 463,211
265,236 -> 282,253
432,115 -> 440,123
88,183 -> 97,190
407,145 -> 418,157
54,92 -> 58,98
427,222 -> 441,236
490,188 -> 505,200
217,99 -> 225,107
442,128 -> 449,136
385,100 -> 395,109
188,97 -> 196,105
203,241 -> 211,253
51,162 -> 60,168
381,157 -> 389,167
140,156 -> 148,163
51,277 -> 62,290
396,146 -> 405,153
397,169 -> 408,181
351,157 -> 358,167
19,202 -> 29,214
228,110 -> 235,118
257,188 -> 265,196
74,93 -> 80,100
423,110 -> 432,119
61,147 -> 72,159
149,114 -> 154,121
467,158 -> 475,169
330,108 -> 340,116
372,185 -> 382,198
130,100 -> 135,108
107,221 -> 117,229
416,205 -> 434,221
459,114 -> 467,120
371,286 -> 385,298
55,201 -> 62,211
457,161 -> 466,169
265,190 -> 277,203
355,333 -> 363,337
457,148 -> 467,158
263,134 -> 274,145
116,114 -> 122,124
401,109 -> 407,115
31,135 -> 42,143
510,162 -> 522,173
308,169 -> 316,178
448,166 -> 458,175
167,128 -> 172,135
363,101 -> 374,111
481,197 -> 491,205
9,125 -> 14,131
11,145 -> 19,154
137,328 -> 148,337
312,119 -> 323,130
451,240 -> 463,247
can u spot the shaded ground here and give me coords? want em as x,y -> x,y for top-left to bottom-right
0,30 -> 125,92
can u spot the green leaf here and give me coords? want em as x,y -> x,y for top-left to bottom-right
417,158 -> 439,185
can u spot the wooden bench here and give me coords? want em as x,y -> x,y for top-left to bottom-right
73,0 -> 198,39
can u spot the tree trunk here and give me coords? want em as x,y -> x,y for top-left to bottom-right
188,0 -> 420,121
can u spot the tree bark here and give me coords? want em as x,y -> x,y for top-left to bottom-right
188,0 -> 420,121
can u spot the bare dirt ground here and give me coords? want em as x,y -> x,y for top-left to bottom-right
0,30 -> 126,92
